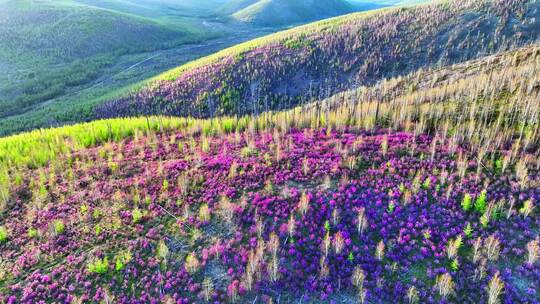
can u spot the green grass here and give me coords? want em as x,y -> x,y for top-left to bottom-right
0,116 -> 187,169
0,113 -> 261,172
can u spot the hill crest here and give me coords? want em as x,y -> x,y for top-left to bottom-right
230,0 -> 354,26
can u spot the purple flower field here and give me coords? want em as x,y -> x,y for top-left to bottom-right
0,128 -> 538,303
1,0 -> 540,303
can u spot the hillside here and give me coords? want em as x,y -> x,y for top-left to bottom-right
0,43 -> 539,303
73,0 -> 230,20
96,0 -> 540,122
0,0 -> 216,121
347,0 -> 431,10
230,0 -> 353,26
218,0 -> 260,16
220,0 -> 429,18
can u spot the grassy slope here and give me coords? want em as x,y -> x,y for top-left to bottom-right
217,0 -> 260,15
0,0 -> 368,136
150,0 -> 516,81
0,0 -> 220,130
230,0 -> 353,26
94,0 -> 540,121
73,0 -> 229,22
0,0 -> 531,136
0,0 -> 215,64
221,0 -> 426,17
0,25 -> 278,137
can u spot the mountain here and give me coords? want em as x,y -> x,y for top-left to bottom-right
230,0 -> 354,26
95,0 -> 540,121
0,43 -> 538,303
219,0 -> 427,21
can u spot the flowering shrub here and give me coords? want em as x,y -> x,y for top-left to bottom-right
0,127 -> 537,303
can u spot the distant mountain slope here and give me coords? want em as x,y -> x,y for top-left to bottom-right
348,0 -> 430,9
96,0 -> 540,120
0,1 -> 189,65
74,0 -> 229,19
230,0 -> 353,26
218,0 -> 260,15
0,0 -> 208,120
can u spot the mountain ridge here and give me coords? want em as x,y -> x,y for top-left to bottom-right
230,0 -> 354,26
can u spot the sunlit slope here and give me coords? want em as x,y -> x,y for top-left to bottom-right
0,0 -> 206,121
218,0 -> 260,15
73,0 -> 229,20
230,0 -> 353,26
97,0 -> 540,121
0,0 -> 201,64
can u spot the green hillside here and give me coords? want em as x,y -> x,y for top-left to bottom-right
217,0 -> 260,16
0,0 -> 217,120
1,0 -> 368,136
231,0 -> 353,26
73,0 -> 229,22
